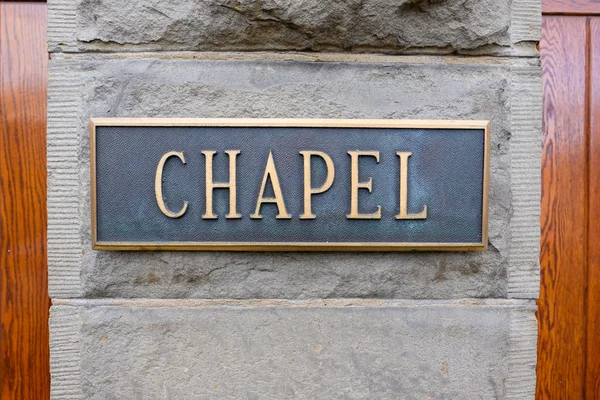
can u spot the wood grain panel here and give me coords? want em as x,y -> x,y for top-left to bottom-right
538,16 -> 588,400
586,16 -> 600,400
543,0 -> 600,15
0,2 -> 50,399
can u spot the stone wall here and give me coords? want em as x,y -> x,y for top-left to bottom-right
47,1 -> 542,399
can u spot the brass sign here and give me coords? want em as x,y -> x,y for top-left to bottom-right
90,118 -> 490,251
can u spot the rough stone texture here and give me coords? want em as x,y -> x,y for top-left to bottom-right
47,0 -> 541,55
47,0 -> 542,396
50,299 -> 537,400
47,55 -> 540,300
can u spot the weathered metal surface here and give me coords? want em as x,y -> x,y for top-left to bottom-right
91,119 -> 488,250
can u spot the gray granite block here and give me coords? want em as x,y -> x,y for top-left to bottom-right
47,55 -> 540,299
50,299 -> 537,400
48,0 -> 541,55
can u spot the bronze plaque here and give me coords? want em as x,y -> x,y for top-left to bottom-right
90,118 -> 490,251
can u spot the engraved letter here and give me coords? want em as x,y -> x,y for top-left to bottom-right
202,150 -> 241,219
395,151 -> 427,220
251,151 -> 291,219
347,151 -> 381,219
299,151 -> 335,219
155,151 -> 188,218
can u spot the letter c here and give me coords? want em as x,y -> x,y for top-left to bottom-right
155,151 -> 188,218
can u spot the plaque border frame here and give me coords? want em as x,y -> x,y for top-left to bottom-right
90,118 -> 490,251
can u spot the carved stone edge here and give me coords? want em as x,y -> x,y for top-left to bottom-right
50,305 -> 83,400
47,0 -> 78,52
48,60 -> 82,298
510,0 -> 543,44
508,66 -> 542,299
506,307 -> 538,399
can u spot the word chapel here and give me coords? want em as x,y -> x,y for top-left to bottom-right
155,150 -> 428,221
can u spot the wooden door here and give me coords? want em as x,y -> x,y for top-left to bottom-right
0,2 -> 49,399
539,1 -> 600,399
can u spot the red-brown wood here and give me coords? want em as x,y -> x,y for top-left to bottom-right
538,16 -> 588,400
586,16 -> 600,400
543,0 -> 600,15
0,2 -> 50,399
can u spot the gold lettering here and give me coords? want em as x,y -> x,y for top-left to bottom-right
347,151 -> 381,219
395,151 -> 427,220
251,151 -> 291,219
202,150 -> 241,219
154,151 -> 188,218
299,151 -> 335,219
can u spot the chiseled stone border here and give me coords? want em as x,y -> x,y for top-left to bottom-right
49,299 -> 537,400
510,0 -> 542,44
47,61 -> 82,298
49,305 -> 82,399
508,68 -> 542,299
47,0 -> 77,52
507,308 -> 538,399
